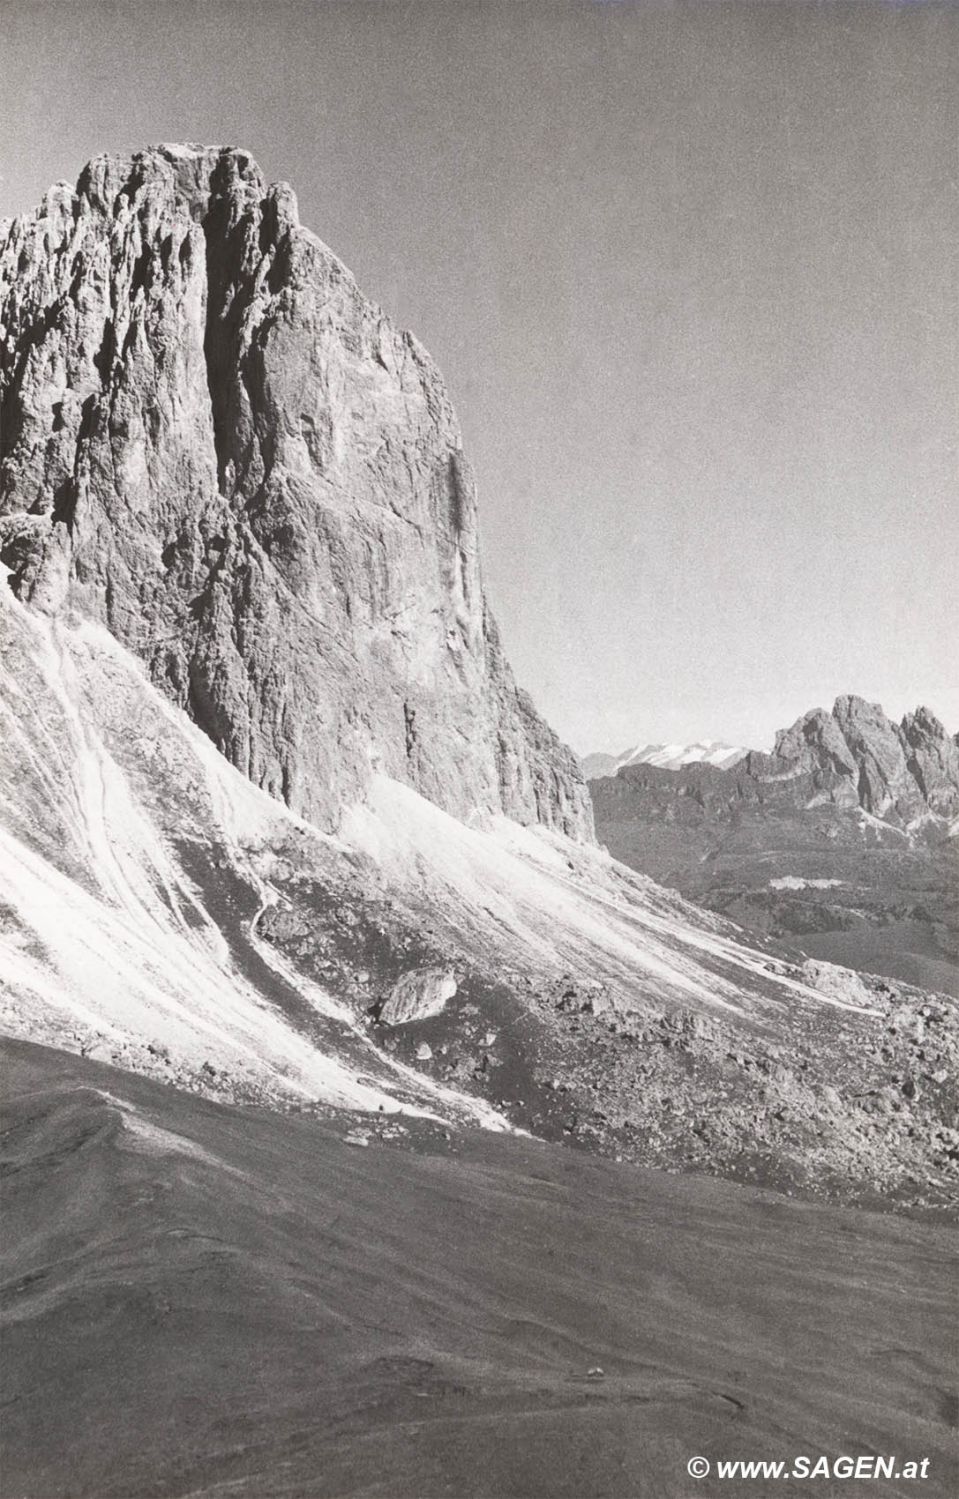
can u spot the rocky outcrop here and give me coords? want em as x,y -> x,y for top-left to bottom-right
901,707 -> 959,816
593,696 -> 958,830
756,695 -> 959,820
832,695 -> 924,817
379,968 -> 458,1025
769,706 -> 858,787
0,144 -> 592,839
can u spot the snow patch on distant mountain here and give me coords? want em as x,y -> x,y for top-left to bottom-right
581,740 -> 748,780
627,741 -> 749,770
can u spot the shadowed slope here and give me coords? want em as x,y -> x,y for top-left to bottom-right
2,1037 -> 957,1499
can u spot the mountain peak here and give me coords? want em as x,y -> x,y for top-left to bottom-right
0,148 -> 592,840
768,696 -> 959,820
832,692 -> 881,717
63,143 -> 271,220
902,705 -> 947,738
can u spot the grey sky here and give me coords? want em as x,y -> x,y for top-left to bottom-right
2,0 -> 956,752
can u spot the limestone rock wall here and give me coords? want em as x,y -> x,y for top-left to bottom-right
0,144 -> 592,839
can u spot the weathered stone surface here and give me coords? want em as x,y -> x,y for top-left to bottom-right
0,144 -> 592,839
798,958 -> 873,1010
752,695 -> 959,821
379,968 -> 458,1025
771,706 -> 858,786
832,695 -> 921,818
901,707 -> 959,816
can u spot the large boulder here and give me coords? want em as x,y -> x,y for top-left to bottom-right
379,969 -> 458,1025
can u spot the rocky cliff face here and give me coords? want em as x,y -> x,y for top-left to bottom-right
0,144 -> 591,838
756,695 -> 959,820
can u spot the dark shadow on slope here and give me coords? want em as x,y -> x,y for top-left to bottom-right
2,1037 -> 957,1499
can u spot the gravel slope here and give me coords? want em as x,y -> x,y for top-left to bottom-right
3,1037 -> 957,1499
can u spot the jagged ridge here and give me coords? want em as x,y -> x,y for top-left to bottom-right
757,694 -> 959,820
588,696 -> 958,824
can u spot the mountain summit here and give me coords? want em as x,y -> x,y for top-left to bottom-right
768,695 -> 959,820
0,144 -> 591,838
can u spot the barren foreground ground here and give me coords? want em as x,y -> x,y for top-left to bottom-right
2,1038 -> 956,1499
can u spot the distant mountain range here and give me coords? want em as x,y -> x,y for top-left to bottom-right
582,740 -> 747,780
589,695 -> 959,996
585,696 -> 959,820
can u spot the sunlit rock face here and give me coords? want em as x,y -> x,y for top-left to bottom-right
0,144 -> 592,839
762,695 -> 959,820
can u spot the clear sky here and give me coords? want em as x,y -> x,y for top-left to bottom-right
2,0 -> 956,752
